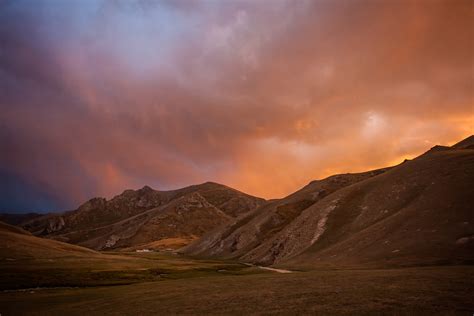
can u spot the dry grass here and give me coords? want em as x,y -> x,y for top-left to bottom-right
0,264 -> 472,315
121,236 -> 199,251
0,251 -> 262,291
1,224 -> 472,315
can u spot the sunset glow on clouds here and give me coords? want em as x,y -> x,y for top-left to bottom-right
1,0 -> 473,212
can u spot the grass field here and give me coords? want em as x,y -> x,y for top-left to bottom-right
0,251 -> 265,291
0,251 -> 473,315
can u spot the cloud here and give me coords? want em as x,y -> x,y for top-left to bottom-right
0,0 -> 472,211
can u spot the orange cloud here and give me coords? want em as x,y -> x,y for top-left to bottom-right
0,0 -> 472,210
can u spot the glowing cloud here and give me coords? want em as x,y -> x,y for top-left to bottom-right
0,0 -> 472,211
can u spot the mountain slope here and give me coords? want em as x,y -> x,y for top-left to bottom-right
0,213 -> 42,226
184,136 -> 474,268
452,135 -> 474,149
21,182 -> 265,250
0,221 -> 99,260
183,168 -> 390,260
282,146 -> 474,268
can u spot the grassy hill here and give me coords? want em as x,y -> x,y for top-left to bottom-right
184,136 -> 474,269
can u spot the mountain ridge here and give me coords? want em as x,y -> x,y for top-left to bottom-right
4,135 -> 473,269
18,182 -> 265,251
183,135 -> 474,268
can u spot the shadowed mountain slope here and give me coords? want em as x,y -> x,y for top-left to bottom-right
452,135 -> 474,149
0,213 -> 42,226
183,168 -> 390,260
184,136 -> 474,268
19,182 -> 265,251
0,221 -> 99,260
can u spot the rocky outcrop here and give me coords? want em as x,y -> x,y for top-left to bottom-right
20,182 -> 265,251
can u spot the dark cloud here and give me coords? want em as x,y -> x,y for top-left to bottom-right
0,0 -> 472,212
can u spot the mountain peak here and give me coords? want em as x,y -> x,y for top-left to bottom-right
200,181 -> 225,188
452,135 -> 474,149
139,185 -> 154,193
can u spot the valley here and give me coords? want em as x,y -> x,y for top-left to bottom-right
1,261 -> 473,315
1,136 -> 473,315
2,1 -> 473,313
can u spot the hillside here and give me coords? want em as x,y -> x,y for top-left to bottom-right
184,168 -> 390,259
0,221 -> 99,260
0,213 -> 42,226
184,136 -> 474,268
20,182 -> 265,251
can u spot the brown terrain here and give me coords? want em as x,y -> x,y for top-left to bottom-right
0,136 -> 473,315
1,216 -> 473,315
0,213 -> 42,226
18,182 -> 265,251
184,135 -> 474,268
0,221 -> 98,260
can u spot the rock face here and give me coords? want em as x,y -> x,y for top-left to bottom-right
184,135 -> 474,268
21,182 -> 265,251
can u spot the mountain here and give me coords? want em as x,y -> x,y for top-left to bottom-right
184,168 -> 390,260
183,135 -> 474,268
452,135 -> 474,149
20,182 -> 265,251
0,221 -> 98,260
0,212 -> 42,226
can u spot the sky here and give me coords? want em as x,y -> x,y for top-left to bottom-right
0,0 -> 473,213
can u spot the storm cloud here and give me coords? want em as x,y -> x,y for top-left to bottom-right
0,0 -> 472,212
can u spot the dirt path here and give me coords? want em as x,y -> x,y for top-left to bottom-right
257,266 -> 293,274
242,262 -> 293,274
